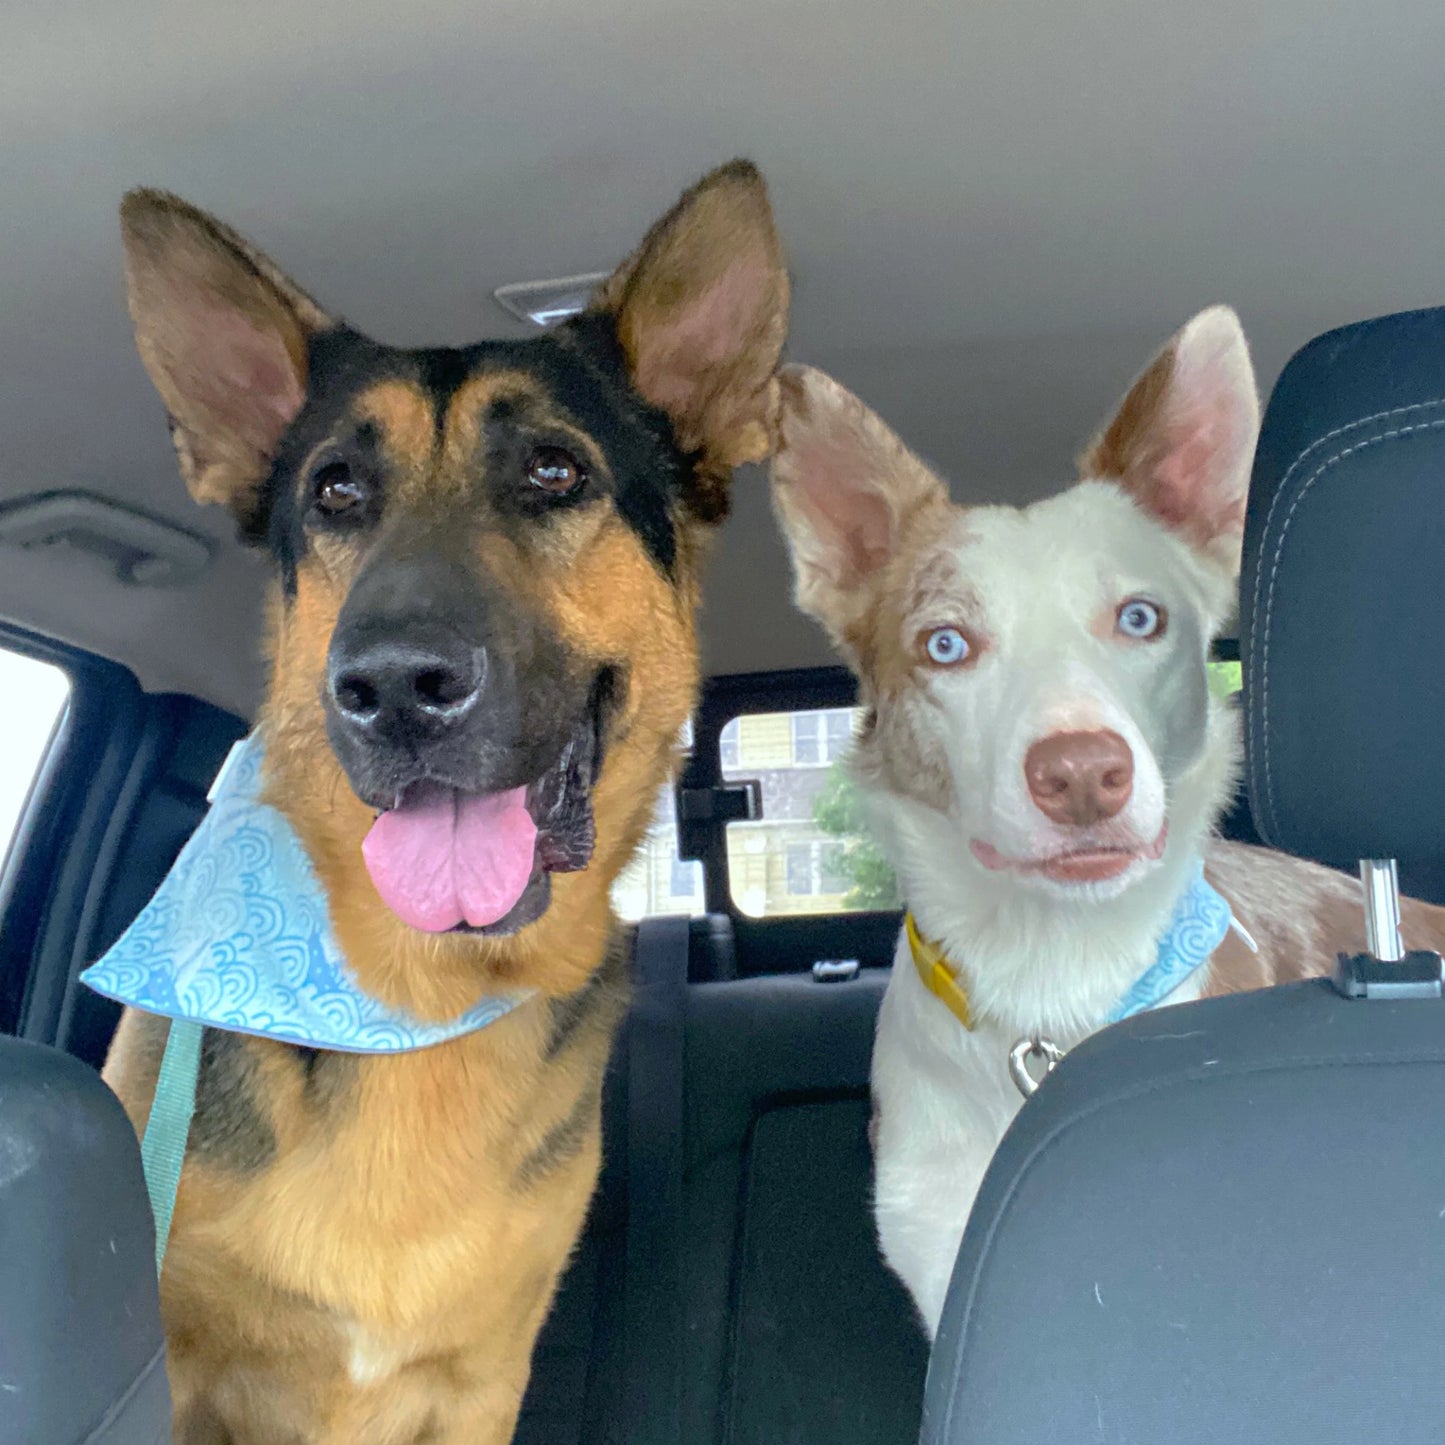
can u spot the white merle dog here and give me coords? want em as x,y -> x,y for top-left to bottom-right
770,307 -> 1445,1336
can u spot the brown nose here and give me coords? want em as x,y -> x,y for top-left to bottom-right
1023,729 -> 1134,827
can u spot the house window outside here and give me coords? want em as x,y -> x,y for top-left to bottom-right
790,709 -> 854,767
723,706 -> 899,917
610,721 -> 705,922
720,718 -> 740,771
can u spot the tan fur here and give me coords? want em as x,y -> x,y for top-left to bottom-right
111,375 -> 685,1442
1204,839 -> 1445,994
107,983 -> 619,1443
356,381 -> 439,489
105,161 -> 788,1443
773,362 -> 947,662
135,397 -> 695,1443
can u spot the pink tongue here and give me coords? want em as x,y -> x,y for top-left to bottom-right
362,786 -> 538,932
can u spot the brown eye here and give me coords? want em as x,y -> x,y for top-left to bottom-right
526,446 -> 585,495
313,461 -> 365,516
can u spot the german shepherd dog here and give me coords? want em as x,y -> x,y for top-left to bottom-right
103,162 -> 788,1442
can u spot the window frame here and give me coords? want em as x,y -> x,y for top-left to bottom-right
0,624 -> 247,1049
0,643 -> 73,877
680,665 -> 903,975
0,623 -> 131,1034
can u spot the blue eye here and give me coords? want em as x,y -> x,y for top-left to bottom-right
925,626 -> 970,666
1116,598 -> 1165,640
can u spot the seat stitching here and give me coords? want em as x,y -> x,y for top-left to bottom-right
1246,396 -> 1445,674
1256,415 -> 1445,839
1245,396 -> 1445,827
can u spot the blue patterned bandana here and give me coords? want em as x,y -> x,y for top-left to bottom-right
80,735 -> 532,1053
1105,862 -> 1234,1023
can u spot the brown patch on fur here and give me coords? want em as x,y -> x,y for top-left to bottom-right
770,364 -> 980,817
846,511 -> 977,811
862,526 -> 982,690
851,691 -> 955,814
1075,308 -> 1257,574
772,363 -> 950,662
1204,839 -> 1445,995
1078,344 -> 1177,485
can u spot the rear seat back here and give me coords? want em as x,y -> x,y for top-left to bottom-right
683,971 -> 926,1445
517,931 -> 928,1445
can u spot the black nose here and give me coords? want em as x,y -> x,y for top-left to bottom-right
329,636 -> 485,736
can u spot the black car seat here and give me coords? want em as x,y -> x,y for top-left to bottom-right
517,920 -> 927,1445
920,305 -> 1445,1443
0,1034 -> 172,1443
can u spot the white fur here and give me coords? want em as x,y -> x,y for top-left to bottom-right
771,307 -> 1259,1339
865,488 -> 1241,1334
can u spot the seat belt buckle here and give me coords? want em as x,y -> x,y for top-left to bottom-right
1333,858 -> 1444,1001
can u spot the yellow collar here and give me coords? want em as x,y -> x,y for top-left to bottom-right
905,911 -> 974,1031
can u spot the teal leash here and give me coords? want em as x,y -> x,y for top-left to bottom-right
139,1017 -> 204,1275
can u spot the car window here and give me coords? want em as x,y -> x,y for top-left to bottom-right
611,785 -> 706,922
721,707 -> 901,918
611,722 -> 705,922
0,646 -> 71,866
1208,659 -> 1242,698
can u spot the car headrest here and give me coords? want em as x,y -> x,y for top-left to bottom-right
1239,307 -> 1445,900
920,981 -> 1445,1444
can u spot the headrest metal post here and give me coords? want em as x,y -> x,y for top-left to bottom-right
1360,859 -> 1404,962
1332,856 -> 1443,1001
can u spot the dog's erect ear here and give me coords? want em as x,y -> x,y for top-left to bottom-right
1081,305 -> 1259,574
590,160 -> 789,519
120,190 -> 331,534
771,365 -> 947,645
